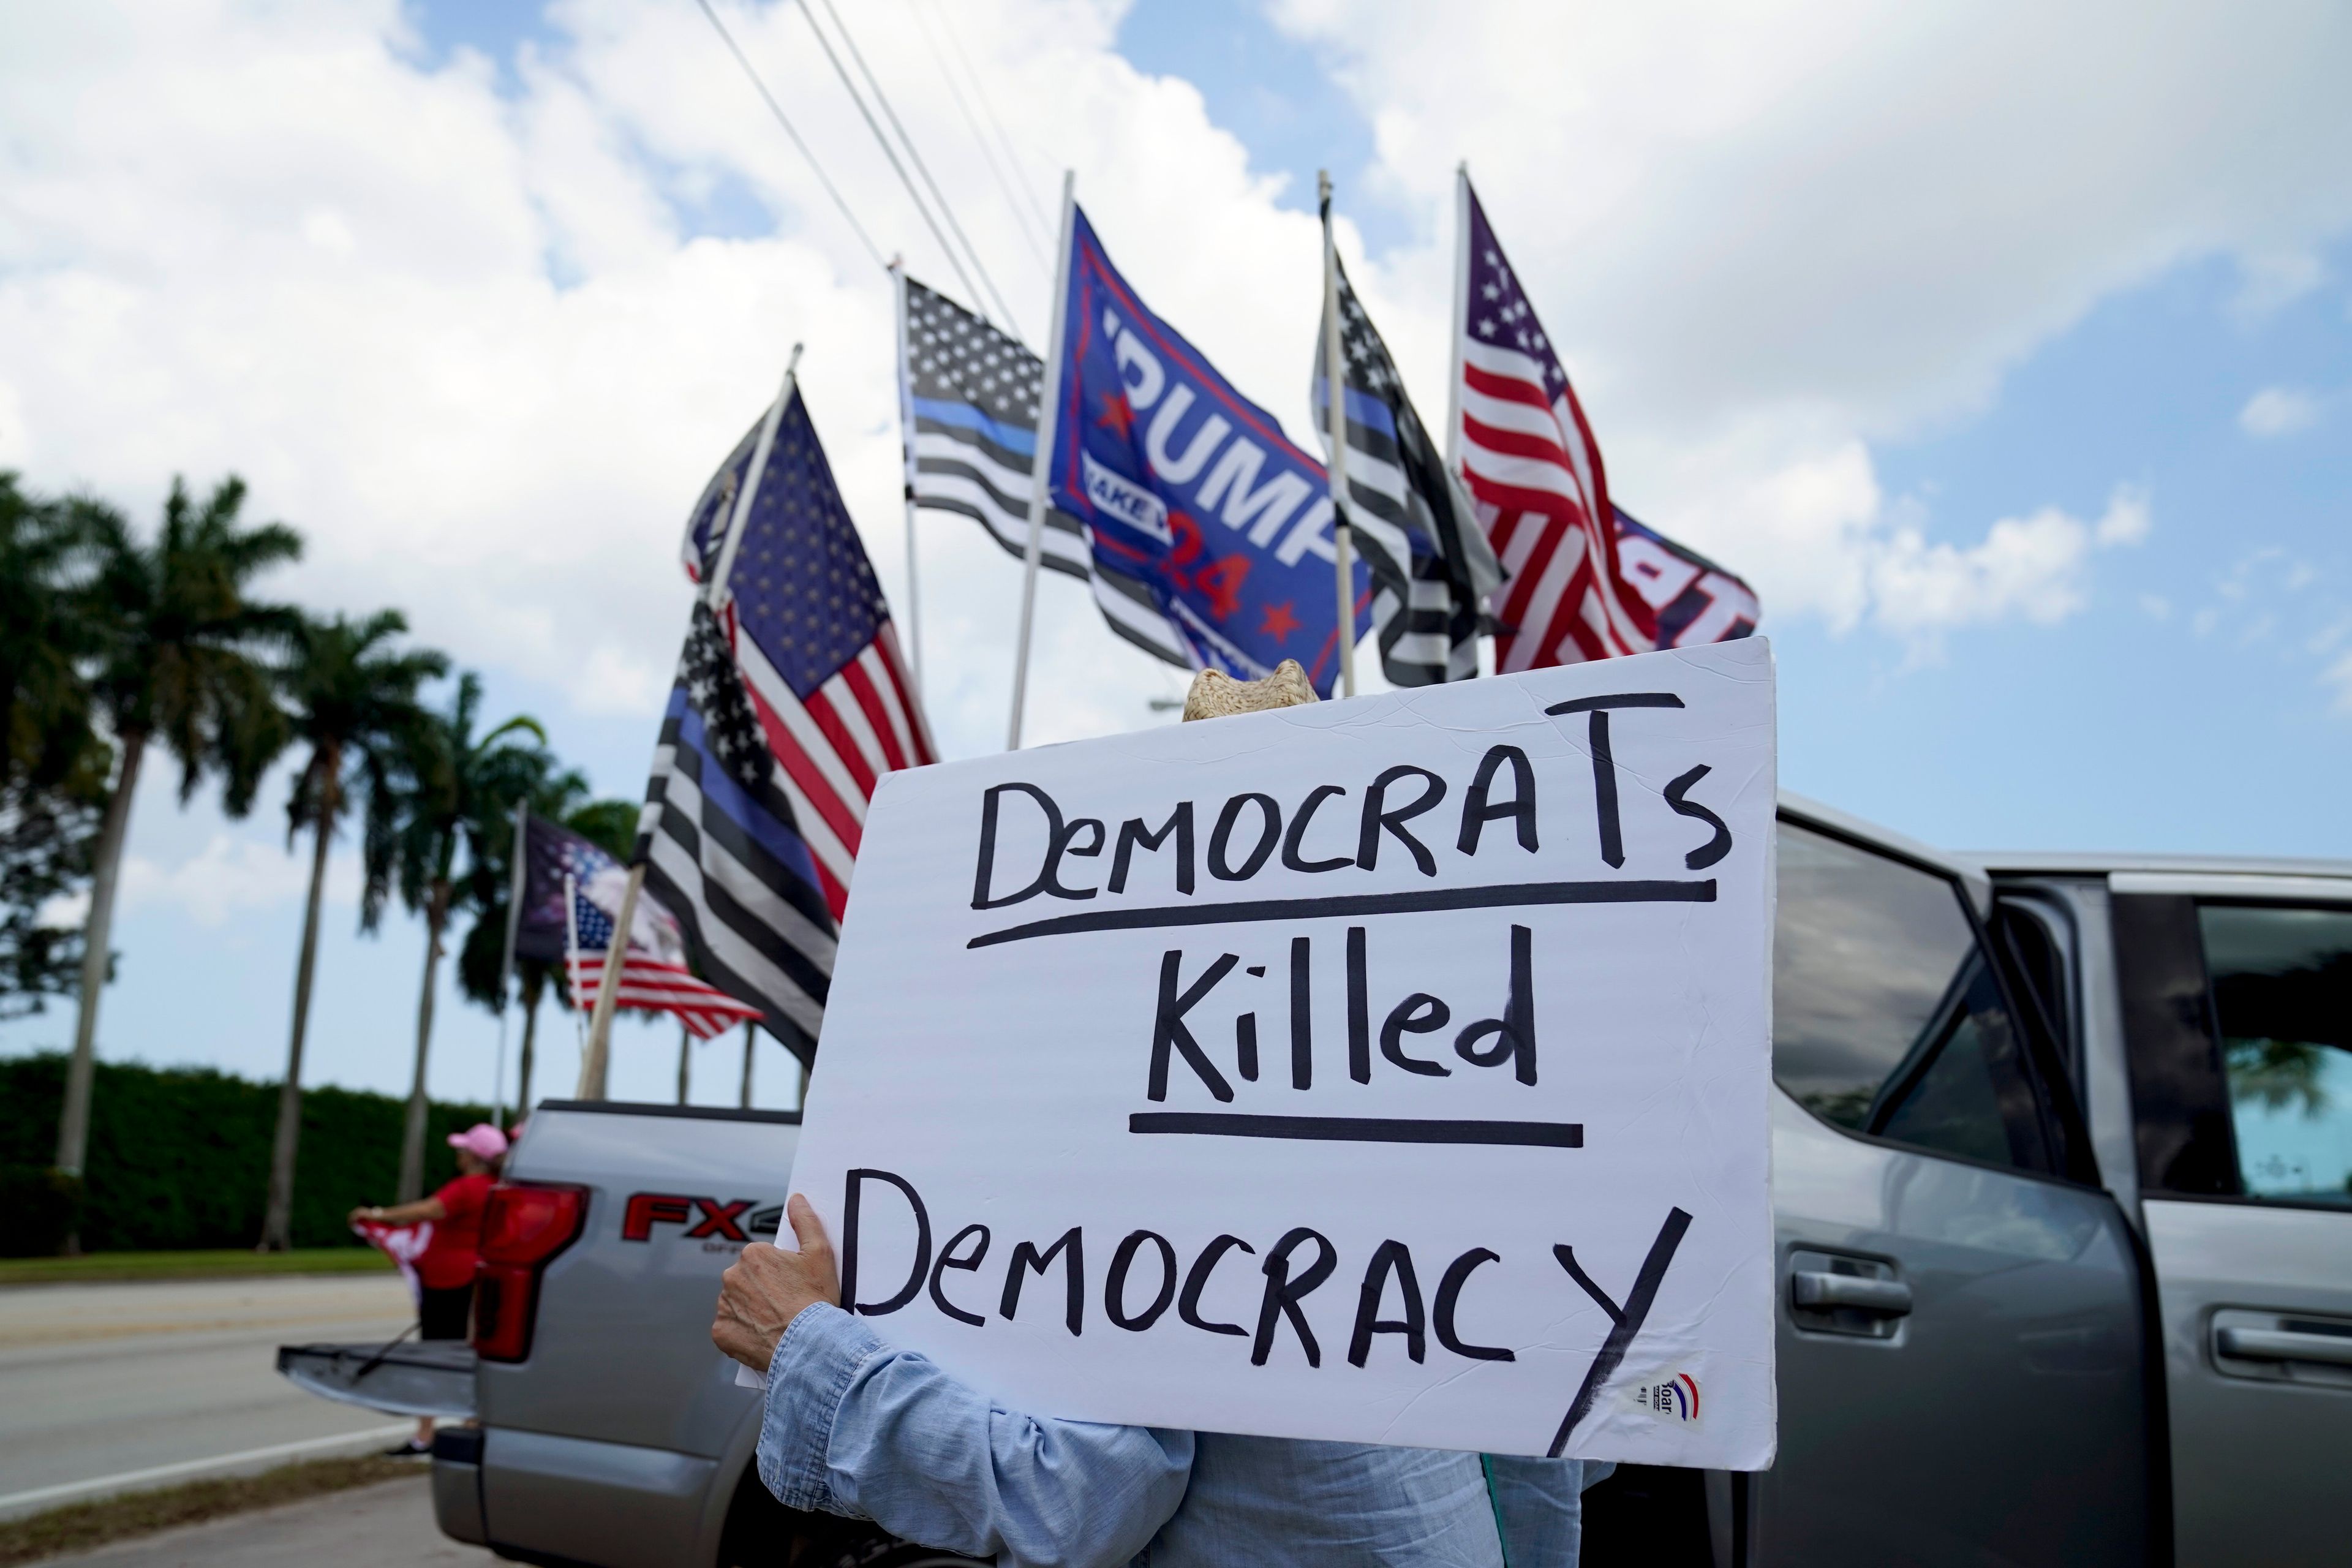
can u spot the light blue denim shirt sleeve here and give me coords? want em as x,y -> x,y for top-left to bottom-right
755,1303 -> 1195,1568
1484,1455 -> 1611,1566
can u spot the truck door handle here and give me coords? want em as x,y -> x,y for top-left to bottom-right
1790,1271 -> 1913,1316
2215,1326 -> 2352,1368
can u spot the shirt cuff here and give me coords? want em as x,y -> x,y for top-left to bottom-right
755,1302 -> 889,1515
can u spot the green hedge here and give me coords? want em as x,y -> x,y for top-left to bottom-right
0,1054 -> 492,1255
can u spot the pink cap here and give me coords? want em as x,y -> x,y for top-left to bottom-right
447,1123 -> 509,1162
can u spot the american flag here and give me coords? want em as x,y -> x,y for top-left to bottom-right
563,876 -> 761,1042
1452,172 -> 1757,669
653,382 -> 934,1064
513,813 -> 668,964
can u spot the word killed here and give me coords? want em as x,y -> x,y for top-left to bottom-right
1148,922 -> 1536,1101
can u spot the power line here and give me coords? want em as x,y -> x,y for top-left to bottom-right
692,0 -> 886,271
814,0 -> 1024,334
930,1 -> 1056,241
788,0 -> 998,328
903,0 -> 1050,271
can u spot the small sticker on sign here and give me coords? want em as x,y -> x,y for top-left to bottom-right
1627,1373 -> 1701,1423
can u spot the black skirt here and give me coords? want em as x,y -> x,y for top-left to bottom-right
419,1283 -> 473,1341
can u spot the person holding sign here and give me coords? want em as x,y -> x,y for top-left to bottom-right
707,657 -> 1730,1566
716,1191 -> 1603,1566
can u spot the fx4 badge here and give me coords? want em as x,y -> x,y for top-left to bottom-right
621,1193 -> 769,1244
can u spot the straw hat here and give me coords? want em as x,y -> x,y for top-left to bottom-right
1180,659 -> 1319,722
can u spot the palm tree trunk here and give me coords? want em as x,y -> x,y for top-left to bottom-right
516,970 -> 542,1116
397,881 -> 451,1203
54,729 -> 146,1250
261,754 -> 338,1252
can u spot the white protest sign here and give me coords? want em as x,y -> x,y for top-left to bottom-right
791,638 -> 1777,1466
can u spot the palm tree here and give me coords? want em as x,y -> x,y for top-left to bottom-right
54,478 -> 298,1208
258,611 -> 445,1251
1,473 -> 101,790
383,673 -> 551,1202
456,778 -> 620,1121
1,475 -> 109,1024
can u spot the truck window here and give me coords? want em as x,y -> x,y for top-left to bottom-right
2114,893 -> 2239,1194
2198,904 -> 2352,1206
1774,823 -> 2052,1172
1993,897 -> 2076,1076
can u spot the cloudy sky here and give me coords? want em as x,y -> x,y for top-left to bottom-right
4,0 -> 2348,1112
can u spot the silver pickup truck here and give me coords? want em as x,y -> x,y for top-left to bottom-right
282,797 -> 2351,1567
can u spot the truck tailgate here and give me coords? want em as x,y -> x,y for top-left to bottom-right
277,1339 -> 477,1419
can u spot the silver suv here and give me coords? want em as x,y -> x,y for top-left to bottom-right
284,798 -> 2352,1567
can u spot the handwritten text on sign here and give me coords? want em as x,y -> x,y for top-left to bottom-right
791,639 -> 1778,1466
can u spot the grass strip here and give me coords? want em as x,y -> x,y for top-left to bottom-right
0,1250 -> 392,1286
0,1453 -> 421,1567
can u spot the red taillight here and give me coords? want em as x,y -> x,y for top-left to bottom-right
472,1182 -> 586,1363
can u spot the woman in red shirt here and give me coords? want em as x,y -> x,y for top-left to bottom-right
350,1121 -> 508,1454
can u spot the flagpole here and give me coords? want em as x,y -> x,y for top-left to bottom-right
708,344 -> 804,606
1319,170 -> 1358,699
739,1021 -> 756,1109
492,797 -> 527,1128
1446,164 -> 1469,482
578,870 -> 640,1100
1007,169 -> 1076,752
891,258 -> 924,698
1449,164 -> 1496,680
580,343 -> 805,1099
563,872 -> 586,1063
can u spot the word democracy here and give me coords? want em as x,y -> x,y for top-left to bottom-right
839,1166 -> 1526,1372
836,1163 -> 1695,1447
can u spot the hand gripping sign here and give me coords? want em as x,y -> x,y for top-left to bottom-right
791,638 -> 1777,1466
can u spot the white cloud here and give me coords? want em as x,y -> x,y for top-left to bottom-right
2230,250 -> 2326,318
1275,0 -> 2345,643
2140,593 -> 2173,621
0,378 -> 28,467
2240,386 -> 2321,437
1865,488 -> 2151,656
1621,442 -> 2153,655
2095,491 -> 2153,547
118,832 -> 361,929
35,889 -> 89,930
2180,548 -> 2348,668
0,0 -> 2342,771
0,0 -> 1324,758
2326,651 -> 2352,714
1280,0 -> 2352,433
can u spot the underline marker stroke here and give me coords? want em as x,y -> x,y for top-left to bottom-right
1129,1112 -> 1584,1148
968,878 -> 1715,948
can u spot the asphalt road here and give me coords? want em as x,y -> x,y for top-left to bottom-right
42,1474 -> 491,1567
0,1275 -> 418,1509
